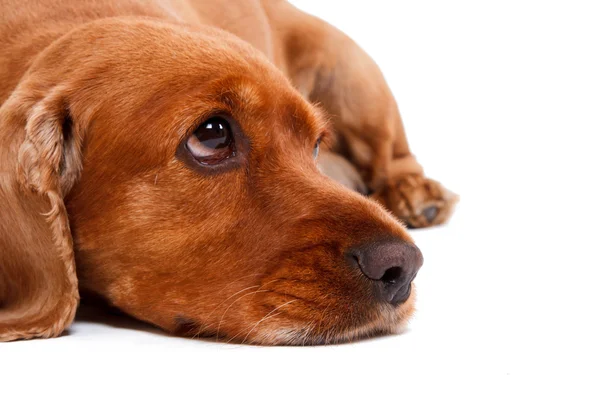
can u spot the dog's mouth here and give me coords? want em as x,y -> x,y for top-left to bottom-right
172,283 -> 416,346
254,299 -> 416,346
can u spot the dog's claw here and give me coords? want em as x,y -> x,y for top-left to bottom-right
422,206 -> 439,223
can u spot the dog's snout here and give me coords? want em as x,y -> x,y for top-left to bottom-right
349,239 -> 424,305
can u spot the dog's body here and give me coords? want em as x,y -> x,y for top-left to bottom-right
0,0 -> 456,344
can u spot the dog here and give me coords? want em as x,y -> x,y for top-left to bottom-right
0,0 -> 457,344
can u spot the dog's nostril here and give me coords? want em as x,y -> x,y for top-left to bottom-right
380,266 -> 402,285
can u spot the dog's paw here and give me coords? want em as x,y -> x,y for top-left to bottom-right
372,175 -> 458,228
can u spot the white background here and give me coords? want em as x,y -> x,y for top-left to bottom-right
2,1 -> 599,399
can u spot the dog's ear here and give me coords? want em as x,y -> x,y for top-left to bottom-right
0,86 -> 83,341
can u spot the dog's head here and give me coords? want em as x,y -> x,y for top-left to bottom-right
0,19 -> 422,344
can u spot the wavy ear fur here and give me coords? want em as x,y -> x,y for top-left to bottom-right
0,86 -> 82,341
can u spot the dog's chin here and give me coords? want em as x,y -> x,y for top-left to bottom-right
221,285 -> 417,346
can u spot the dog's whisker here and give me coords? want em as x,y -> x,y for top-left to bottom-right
202,284 -> 260,324
300,322 -> 316,346
313,294 -> 333,340
217,272 -> 266,295
215,289 -> 271,342
239,299 -> 298,345
200,278 -> 284,336
214,279 -> 285,342
227,312 -> 285,345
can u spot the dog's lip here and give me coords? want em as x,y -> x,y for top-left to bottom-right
282,307 -> 406,345
184,286 -> 413,345
252,285 -> 414,345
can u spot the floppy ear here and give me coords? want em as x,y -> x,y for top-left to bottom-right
0,87 -> 83,341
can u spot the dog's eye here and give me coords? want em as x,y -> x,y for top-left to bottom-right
186,117 -> 235,164
313,138 -> 321,159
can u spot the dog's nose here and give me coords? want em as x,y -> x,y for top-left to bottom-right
348,239 -> 423,305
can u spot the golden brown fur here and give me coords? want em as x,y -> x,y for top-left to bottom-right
0,0 -> 455,343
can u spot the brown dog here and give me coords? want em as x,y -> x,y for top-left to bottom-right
0,0 -> 456,344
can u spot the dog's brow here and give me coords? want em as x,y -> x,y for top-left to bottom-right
217,83 -> 328,140
218,83 -> 263,112
310,103 -> 334,138
282,99 -> 332,141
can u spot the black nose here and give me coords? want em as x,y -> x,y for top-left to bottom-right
348,239 -> 423,305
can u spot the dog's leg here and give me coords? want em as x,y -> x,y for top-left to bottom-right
318,151 -> 368,195
262,0 -> 458,227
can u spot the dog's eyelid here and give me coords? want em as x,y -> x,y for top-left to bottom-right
185,109 -> 232,136
317,129 -> 334,150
